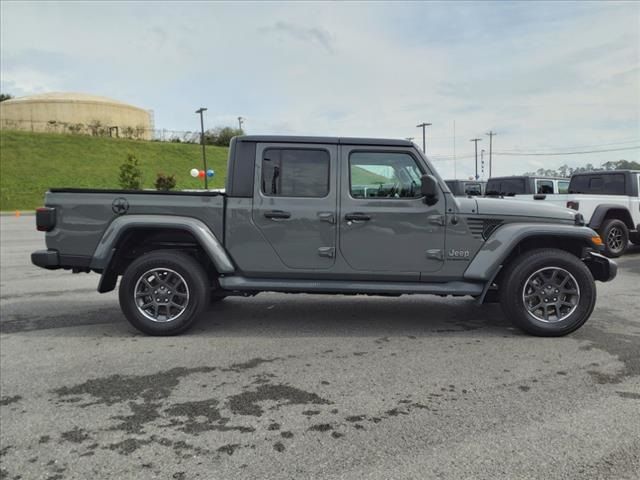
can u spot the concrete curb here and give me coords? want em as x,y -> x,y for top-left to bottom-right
0,211 -> 35,216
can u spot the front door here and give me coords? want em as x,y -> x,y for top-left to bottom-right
339,146 -> 446,277
252,143 -> 337,271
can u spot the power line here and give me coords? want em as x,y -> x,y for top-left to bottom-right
492,146 -> 640,156
502,138 -> 640,152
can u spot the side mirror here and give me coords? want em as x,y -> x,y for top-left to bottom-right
420,174 -> 440,205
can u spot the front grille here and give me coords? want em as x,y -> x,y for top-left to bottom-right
466,218 -> 503,240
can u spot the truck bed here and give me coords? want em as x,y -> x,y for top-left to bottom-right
41,189 -> 226,266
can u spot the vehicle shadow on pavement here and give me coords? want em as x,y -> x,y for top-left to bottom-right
9,295 -> 521,338
191,296 -> 516,338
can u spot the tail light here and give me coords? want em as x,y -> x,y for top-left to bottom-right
566,201 -> 579,210
36,207 -> 56,232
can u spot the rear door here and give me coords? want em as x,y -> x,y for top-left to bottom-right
338,146 -> 446,277
252,143 -> 338,270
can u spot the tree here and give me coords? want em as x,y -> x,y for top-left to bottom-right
203,126 -> 244,146
0,93 -> 12,102
118,153 -> 143,190
522,159 -> 639,177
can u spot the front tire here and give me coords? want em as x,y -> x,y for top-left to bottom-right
599,219 -> 628,257
119,250 -> 210,335
499,249 -> 596,337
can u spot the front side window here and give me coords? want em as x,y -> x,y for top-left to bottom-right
464,183 -> 482,196
261,148 -> 329,197
558,180 -> 569,194
536,180 -> 554,194
350,152 -> 423,199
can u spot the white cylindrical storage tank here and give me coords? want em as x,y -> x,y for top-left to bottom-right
0,92 -> 153,139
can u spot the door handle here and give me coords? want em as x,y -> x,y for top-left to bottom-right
264,210 -> 291,220
344,213 -> 371,222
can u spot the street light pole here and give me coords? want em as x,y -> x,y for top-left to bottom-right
416,122 -> 431,154
238,116 -> 244,131
470,138 -> 482,180
485,131 -> 497,178
195,107 -> 208,189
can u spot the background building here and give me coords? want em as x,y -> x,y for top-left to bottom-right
0,92 -> 153,139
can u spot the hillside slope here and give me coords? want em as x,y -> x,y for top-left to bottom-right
0,130 -> 228,210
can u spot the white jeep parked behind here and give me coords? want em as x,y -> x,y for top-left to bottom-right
539,170 -> 640,257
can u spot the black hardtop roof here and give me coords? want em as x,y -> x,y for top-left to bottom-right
571,170 -> 640,176
236,135 -> 413,147
487,175 -> 568,181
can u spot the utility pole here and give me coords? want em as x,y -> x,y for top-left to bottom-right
470,138 -> 482,180
453,120 -> 456,179
416,122 -> 431,154
485,130 -> 497,178
481,149 -> 485,178
238,116 -> 244,131
195,107 -> 208,189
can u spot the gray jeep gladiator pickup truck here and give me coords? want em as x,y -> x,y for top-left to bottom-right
32,135 -> 616,336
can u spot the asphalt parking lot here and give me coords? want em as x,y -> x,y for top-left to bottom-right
1,214 -> 639,480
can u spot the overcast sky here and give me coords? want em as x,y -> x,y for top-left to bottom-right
1,1 -> 639,179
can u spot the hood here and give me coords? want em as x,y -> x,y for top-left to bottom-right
455,197 -> 577,222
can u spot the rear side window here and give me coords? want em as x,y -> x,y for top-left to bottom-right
536,180 -> 554,194
486,178 -> 526,196
569,174 -> 626,195
261,148 -> 330,197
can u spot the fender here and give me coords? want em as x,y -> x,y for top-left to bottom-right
91,215 -> 235,292
588,204 -> 634,230
463,223 -> 600,282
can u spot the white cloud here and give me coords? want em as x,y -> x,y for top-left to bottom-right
1,1 -> 638,178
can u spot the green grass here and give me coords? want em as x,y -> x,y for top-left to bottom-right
0,130 -> 229,210
351,166 -> 389,185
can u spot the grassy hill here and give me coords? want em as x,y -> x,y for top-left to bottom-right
0,130 -> 229,211
351,166 -> 390,185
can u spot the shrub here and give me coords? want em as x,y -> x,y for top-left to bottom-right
118,153 -> 143,190
154,172 -> 177,191
88,120 -> 103,136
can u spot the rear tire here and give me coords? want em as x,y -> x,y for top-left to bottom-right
499,249 -> 596,337
599,219 -> 628,257
119,250 -> 210,335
